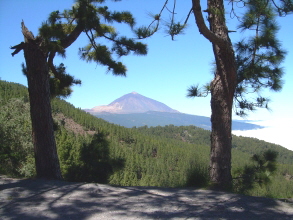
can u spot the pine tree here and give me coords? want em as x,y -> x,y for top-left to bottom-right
188,0 -> 290,190
135,0 -> 292,190
10,0 -> 147,180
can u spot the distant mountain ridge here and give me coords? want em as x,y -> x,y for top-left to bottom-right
84,92 -> 179,114
84,92 -> 264,131
94,111 -> 264,131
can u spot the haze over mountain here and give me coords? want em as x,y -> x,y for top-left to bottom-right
84,92 -> 264,131
85,92 -> 179,114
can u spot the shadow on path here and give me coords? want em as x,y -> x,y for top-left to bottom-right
0,176 -> 292,219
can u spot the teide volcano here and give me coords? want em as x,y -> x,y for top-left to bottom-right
85,92 -> 179,114
84,92 -> 264,130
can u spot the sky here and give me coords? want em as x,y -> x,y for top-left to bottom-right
0,0 -> 292,151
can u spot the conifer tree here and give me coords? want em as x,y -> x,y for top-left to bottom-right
10,0 -> 147,180
135,0 -> 292,190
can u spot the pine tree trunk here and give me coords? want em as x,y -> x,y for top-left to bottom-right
23,38 -> 62,180
209,73 -> 234,190
207,0 -> 237,190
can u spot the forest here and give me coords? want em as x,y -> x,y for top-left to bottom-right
1,80 -> 293,198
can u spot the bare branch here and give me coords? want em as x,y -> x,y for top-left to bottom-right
184,8 -> 193,25
10,42 -> 25,57
21,20 -> 35,42
228,0 -> 245,21
191,0 -> 226,47
271,0 -> 292,16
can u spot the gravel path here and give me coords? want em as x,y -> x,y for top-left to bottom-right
0,176 -> 292,219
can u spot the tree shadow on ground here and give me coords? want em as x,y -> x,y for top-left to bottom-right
0,176 -> 292,220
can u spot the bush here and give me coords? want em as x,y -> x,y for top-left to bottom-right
233,149 -> 278,194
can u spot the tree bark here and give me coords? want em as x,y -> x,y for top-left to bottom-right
11,20 -> 84,180
193,0 -> 237,190
22,35 -> 62,180
208,0 -> 237,190
209,73 -> 234,190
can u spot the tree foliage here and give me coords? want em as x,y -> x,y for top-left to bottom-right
234,0 -> 287,116
0,98 -> 34,177
184,0 -> 290,116
37,0 -> 147,77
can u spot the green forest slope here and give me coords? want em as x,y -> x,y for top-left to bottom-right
1,80 -> 292,198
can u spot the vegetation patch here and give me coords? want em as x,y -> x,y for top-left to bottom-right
1,80 -> 293,198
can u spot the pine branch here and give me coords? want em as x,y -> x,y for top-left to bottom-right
60,23 -> 83,49
170,0 -> 177,39
184,8 -> 193,26
48,51 -> 59,77
134,0 -> 169,39
10,42 -> 25,57
191,0 -> 227,48
85,30 -> 99,52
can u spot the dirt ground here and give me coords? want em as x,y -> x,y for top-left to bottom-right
0,175 -> 292,219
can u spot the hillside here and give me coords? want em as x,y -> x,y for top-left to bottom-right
1,80 -> 293,198
134,125 -> 293,165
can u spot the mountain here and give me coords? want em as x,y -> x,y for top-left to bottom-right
84,91 -> 179,114
85,92 -> 263,130
93,111 -> 264,130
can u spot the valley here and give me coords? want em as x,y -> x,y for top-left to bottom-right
1,80 -> 293,198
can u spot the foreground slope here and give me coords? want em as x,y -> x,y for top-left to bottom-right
1,176 -> 292,220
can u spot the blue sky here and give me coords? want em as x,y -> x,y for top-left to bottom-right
0,0 -> 292,150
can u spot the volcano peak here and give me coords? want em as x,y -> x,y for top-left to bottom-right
86,92 -> 179,114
